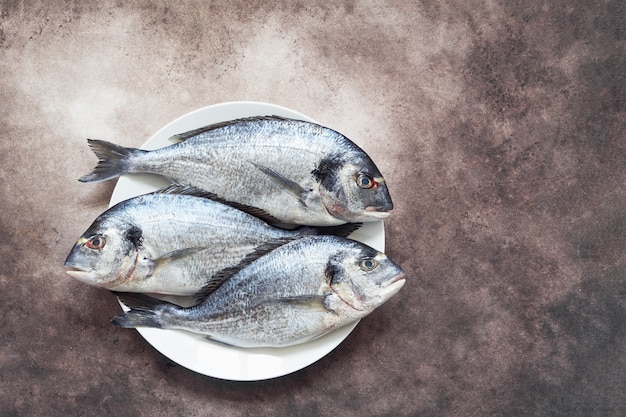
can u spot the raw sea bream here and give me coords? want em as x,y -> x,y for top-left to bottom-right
79,116 -> 393,227
69,110 -> 405,356
65,189 -> 358,296
111,235 -> 406,348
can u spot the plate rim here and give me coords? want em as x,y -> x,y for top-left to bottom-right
109,101 -> 385,381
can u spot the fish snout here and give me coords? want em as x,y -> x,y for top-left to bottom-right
382,271 -> 406,288
64,264 -> 99,284
378,272 -> 406,301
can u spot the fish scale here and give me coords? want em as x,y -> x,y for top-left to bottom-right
64,191 -> 359,296
111,235 -> 406,348
133,123 -> 339,222
80,116 -> 393,227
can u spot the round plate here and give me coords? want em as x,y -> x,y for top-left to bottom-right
109,101 -> 385,381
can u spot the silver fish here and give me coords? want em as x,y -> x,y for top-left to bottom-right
79,116 -> 393,227
111,235 -> 406,348
64,190 -> 358,296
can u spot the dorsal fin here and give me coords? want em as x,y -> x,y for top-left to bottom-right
167,115 -> 295,143
155,183 -> 221,199
155,182 -> 282,225
192,237 -> 299,304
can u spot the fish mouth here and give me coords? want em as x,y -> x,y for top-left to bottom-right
381,272 -> 406,290
364,206 -> 392,219
64,264 -> 99,284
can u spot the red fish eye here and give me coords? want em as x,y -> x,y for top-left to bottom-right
85,235 -> 106,250
356,174 -> 374,189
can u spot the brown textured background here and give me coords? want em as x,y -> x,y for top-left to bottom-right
1,1 -> 625,416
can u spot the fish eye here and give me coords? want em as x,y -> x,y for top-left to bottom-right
85,235 -> 106,250
356,174 -> 374,189
359,259 -> 378,271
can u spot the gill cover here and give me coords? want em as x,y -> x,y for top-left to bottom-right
314,153 -> 393,222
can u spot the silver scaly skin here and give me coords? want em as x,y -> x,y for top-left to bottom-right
111,235 -> 406,348
80,116 -> 393,227
64,192 -> 357,296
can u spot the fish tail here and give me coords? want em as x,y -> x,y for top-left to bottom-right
305,223 -> 362,238
79,139 -> 143,182
110,310 -> 161,329
109,292 -> 165,329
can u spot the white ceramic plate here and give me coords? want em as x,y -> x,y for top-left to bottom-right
109,101 -> 385,381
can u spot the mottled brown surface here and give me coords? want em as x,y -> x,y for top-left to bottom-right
1,1 -> 625,416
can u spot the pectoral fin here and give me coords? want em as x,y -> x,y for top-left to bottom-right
249,161 -> 310,205
150,247 -> 209,272
268,295 -> 335,314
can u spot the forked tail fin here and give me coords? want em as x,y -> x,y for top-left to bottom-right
79,139 -> 144,182
109,292 -> 166,329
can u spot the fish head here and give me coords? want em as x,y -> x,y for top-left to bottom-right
315,153 -> 394,223
327,241 -> 405,313
64,218 -> 142,288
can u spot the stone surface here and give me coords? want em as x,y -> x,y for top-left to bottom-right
1,1 -> 625,416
